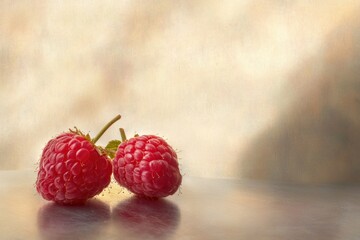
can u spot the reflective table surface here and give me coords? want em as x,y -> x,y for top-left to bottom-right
0,170 -> 359,240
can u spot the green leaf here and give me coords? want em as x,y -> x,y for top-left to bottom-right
105,140 -> 121,159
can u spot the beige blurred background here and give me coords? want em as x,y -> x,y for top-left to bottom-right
1,0 -> 360,184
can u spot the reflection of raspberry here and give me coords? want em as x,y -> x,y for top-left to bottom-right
36,115 -> 121,205
113,197 -> 180,239
38,199 -> 110,240
113,135 -> 182,198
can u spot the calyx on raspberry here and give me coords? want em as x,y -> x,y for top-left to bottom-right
111,128 -> 182,198
36,115 -> 121,205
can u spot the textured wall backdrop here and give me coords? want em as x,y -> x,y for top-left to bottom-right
1,1 -> 360,184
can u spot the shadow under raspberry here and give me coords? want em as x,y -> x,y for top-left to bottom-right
37,199 -> 110,240
112,196 -> 181,240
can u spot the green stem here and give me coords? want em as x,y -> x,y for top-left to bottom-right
92,114 -> 121,144
120,128 -> 127,142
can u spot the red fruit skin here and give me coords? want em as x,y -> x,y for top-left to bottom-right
36,133 -> 112,205
113,135 -> 182,198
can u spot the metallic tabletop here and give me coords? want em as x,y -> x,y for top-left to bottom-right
0,170 -> 359,240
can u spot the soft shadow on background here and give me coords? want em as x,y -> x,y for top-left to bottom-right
240,9 -> 360,184
0,1 -> 359,184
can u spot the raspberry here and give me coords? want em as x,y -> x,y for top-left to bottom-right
113,133 -> 182,198
36,115 -> 121,205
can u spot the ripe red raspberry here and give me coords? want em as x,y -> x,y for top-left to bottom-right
36,115 -> 121,205
113,134 -> 182,198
